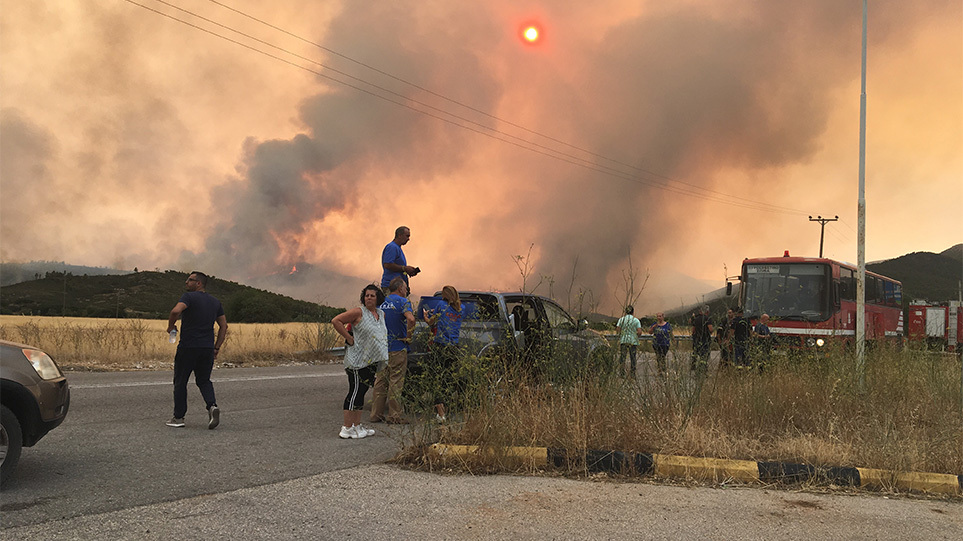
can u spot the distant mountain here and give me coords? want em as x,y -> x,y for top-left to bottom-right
940,244 -> 962,262
867,250 -> 961,303
0,270 -> 340,323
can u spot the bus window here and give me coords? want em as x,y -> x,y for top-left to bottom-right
882,280 -> 901,307
839,267 -> 856,301
864,276 -> 883,304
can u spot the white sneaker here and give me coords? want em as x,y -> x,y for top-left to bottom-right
339,425 -> 356,439
354,424 -> 375,437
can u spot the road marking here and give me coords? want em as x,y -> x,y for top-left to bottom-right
71,372 -> 341,389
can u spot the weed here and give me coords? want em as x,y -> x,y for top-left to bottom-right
411,344 -> 962,477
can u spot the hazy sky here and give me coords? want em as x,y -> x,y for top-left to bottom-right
2,1 -> 960,313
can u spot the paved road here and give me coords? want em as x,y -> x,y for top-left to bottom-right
1,365 -> 399,529
3,365 -> 961,539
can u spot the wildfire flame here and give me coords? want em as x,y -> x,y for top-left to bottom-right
289,265 -> 298,274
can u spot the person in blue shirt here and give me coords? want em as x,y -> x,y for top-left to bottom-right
423,285 -> 462,421
165,271 -> 227,429
370,277 -> 415,424
381,226 -> 421,292
649,312 -> 673,374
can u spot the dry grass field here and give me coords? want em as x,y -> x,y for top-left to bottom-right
407,345 -> 963,480
0,315 -> 341,370
3,315 -> 960,483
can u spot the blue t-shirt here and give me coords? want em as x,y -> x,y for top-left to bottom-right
380,294 -> 413,352
177,291 -> 225,349
381,242 -> 407,288
652,322 -> 672,348
433,303 -> 463,345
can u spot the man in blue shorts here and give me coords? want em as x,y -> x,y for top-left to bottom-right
165,271 -> 228,429
381,226 -> 420,293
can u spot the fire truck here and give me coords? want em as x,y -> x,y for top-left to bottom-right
907,301 -> 962,352
734,252 -> 903,349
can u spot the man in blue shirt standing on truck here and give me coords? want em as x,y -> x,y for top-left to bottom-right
381,226 -> 421,294
166,271 -> 228,429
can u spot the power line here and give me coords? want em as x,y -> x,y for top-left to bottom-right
125,0 -> 812,216
202,0 -> 811,217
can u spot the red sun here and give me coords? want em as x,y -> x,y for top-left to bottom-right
519,23 -> 542,45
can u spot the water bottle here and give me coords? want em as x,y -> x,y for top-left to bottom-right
169,328 -> 177,344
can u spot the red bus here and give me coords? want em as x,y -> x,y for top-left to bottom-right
738,253 -> 904,349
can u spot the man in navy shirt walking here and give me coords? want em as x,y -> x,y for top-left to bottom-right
166,271 -> 228,429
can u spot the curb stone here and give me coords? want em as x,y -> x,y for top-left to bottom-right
430,444 -> 962,495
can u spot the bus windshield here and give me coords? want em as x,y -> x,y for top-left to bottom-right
742,263 -> 831,321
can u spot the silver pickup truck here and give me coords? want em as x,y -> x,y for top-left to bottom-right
408,290 -> 611,376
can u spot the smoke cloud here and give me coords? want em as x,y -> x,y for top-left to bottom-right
2,1 -> 960,313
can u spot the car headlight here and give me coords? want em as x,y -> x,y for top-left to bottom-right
22,348 -> 63,380
815,338 -> 825,347
805,337 -> 816,347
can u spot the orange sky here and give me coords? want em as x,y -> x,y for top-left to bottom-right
1,1 -> 960,313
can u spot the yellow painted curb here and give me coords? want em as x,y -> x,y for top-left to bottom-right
430,444 -> 548,467
858,467 -> 960,495
653,453 -> 760,483
429,444 -> 960,495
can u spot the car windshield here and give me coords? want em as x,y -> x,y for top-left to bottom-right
743,263 -> 831,321
542,299 -> 575,331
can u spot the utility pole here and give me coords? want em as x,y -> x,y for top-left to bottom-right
856,0 -> 868,391
808,215 -> 838,257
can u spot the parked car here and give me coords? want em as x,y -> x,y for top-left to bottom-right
409,290 -> 611,380
1,340 -> 70,486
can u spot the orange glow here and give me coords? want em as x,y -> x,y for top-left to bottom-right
519,23 -> 542,45
290,265 -> 298,274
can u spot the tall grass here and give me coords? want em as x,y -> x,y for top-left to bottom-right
414,343 -> 963,477
6,315 -> 959,477
0,315 -> 341,370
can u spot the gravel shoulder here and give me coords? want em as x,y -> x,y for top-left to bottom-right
7,464 -> 962,540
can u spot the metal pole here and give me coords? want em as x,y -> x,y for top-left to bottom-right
856,0 -> 868,390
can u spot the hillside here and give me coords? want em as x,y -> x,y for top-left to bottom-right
1,261 -> 130,286
940,243 -> 962,262
868,251 -> 962,303
0,270 -> 341,323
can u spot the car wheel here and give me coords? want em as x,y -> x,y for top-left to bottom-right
1,404 -> 23,487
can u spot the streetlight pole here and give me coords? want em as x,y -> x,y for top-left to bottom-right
808,215 -> 839,258
856,0 -> 868,390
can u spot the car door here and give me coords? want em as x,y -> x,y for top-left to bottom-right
540,298 -> 585,356
503,295 -> 542,353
